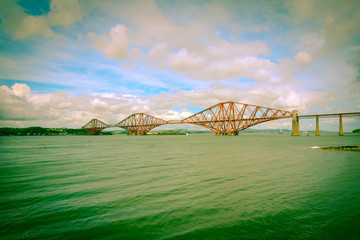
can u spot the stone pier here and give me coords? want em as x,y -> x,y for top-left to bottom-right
339,115 -> 343,136
291,110 -> 300,136
316,116 -> 320,136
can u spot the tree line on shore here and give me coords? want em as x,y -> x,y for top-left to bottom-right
0,127 -> 210,136
0,127 -> 89,136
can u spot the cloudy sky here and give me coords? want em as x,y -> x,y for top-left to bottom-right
0,0 -> 359,131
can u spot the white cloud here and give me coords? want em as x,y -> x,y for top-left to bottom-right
88,24 -> 129,60
86,0 -> 277,83
147,43 -> 168,60
295,51 -> 312,64
1,82 -> 358,131
14,15 -> 55,39
11,83 -> 32,99
0,0 -> 82,39
286,0 -> 315,23
204,40 -> 271,60
47,0 -> 82,28
0,84 -> 46,121
168,49 -> 205,71
57,101 -> 73,109
1,0 -> 359,132
91,98 -> 109,111
146,43 -> 168,67
300,33 -> 326,52
272,91 -> 306,112
326,15 -> 336,24
0,83 -> 305,127
143,38 -> 286,82
157,110 -> 193,121
165,54 -> 282,82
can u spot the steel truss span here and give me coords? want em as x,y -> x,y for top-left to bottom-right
82,118 -> 109,135
183,102 -> 292,134
115,113 -> 167,135
82,101 -> 293,135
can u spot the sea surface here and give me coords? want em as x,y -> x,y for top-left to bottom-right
0,133 -> 359,240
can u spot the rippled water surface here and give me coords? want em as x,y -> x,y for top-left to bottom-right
1,134 -> 360,240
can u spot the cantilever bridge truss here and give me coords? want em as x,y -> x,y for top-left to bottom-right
182,102 -> 292,134
115,113 -> 168,135
82,118 -> 109,135
82,101 -> 293,135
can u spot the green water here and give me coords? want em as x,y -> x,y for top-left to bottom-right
1,134 -> 359,240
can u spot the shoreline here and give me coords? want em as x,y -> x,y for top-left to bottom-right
320,146 -> 360,152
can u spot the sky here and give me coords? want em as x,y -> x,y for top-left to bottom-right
0,0 -> 359,131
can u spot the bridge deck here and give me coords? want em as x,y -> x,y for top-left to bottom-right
299,112 -> 360,119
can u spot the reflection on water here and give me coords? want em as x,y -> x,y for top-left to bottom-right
0,134 -> 359,239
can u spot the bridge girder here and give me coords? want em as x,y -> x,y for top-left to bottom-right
182,101 -> 292,134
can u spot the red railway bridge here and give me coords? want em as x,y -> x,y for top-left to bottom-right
82,101 -> 360,136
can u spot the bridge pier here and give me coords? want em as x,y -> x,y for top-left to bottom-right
291,110 -> 300,136
87,128 -> 102,135
339,115 -> 343,136
316,116 -> 320,136
215,132 -> 239,136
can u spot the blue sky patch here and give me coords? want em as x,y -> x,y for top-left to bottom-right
18,0 -> 51,16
